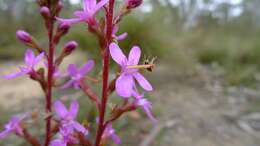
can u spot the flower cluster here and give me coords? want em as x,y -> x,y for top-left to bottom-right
0,0 -> 155,145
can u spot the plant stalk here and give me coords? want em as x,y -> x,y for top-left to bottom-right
95,0 -> 115,145
44,2 -> 55,146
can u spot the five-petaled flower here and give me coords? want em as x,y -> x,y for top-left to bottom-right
62,60 -> 94,89
109,43 -> 153,97
54,100 -> 88,135
2,49 -> 44,79
56,0 -> 108,27
133,90 -> 157,124
0,114 -> 27,138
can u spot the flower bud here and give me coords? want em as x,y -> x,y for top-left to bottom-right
16,30 -> 33,44
40,6 -> 51,20
64,41 -> 78,54
58,23 -> 70,32
53,23 -> 71,44
126,0 -> 143,9
55,1 -> 63,15
55,41 -> 78,66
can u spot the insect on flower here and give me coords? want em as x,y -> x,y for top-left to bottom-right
109,43 -> 153,97
143,55 -> 157,72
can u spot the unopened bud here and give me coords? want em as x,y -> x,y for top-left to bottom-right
58,23 -> 70,32
40,6 -> 50,20
53,23 -> 71,44
55,1 -> 63,15
64,41 -> 78,54
55,41 -> 78,66
126,0 -> 143,9
16,30 -> 33,44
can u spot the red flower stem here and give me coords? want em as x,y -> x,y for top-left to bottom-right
95,0 -> 115,145
44,2 -> 55,146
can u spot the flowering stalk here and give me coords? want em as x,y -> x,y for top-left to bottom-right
95,0 -> 115,145
1,0 -> 155,145
44,1 -> 56,146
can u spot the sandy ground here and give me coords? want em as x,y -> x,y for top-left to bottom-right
0,51 -> 260,146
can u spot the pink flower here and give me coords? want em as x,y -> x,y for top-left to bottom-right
50,126 -> 78,146
112,25 -> 127,41
56,0 -> 108,27
0,114 -> 27,138
109,43 -> 153,97
133,91 -> 157,124
53,100 -> 88,135
102,123 -> 121,145
62,60 -> 95,89
2,49 -> 44,79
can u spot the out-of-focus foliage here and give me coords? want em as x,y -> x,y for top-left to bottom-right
1,0 -> 260,86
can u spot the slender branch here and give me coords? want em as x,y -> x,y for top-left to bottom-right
79,78 -> 101,112
22,129 -> 41,146
95,0 -> 115,145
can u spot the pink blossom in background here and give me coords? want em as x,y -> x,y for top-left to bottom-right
2,49 -> 44,79
0,114 -> 27,138
56,0 -> 108,27
133,90 -> 157,124
102,123 -> 121,144
62,60 -> 94,89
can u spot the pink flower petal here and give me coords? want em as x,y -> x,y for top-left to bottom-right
73,10 -> 85,17
61,80 -> 74,89
73,82 -> 81,90
111,133 -> 121,145
133,72 -> 153,91
33,52 -> 44,65
15,126 -> 24,136
54,100 -> 68,119
0,130 -> 10,139
24,49 -> 35,67
79,60 -> 94,75
136,98 -> 157,124
117,32 -> 128,41
93,0 -> 109,14
69,100 -> 79,119
83,0 -> 95,12
50,139 -> 66,146
2,71 -> 27,79
72,122 -> 88,135
56,17 -> 83,25
128,46 -> 141,65
115,74 -> 134,97
112,25 -> 119,35
109,43 -> 127,66
67,64 -> 78,76
143,104 -> 157,124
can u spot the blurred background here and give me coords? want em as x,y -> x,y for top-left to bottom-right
1,0 -> 260,146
